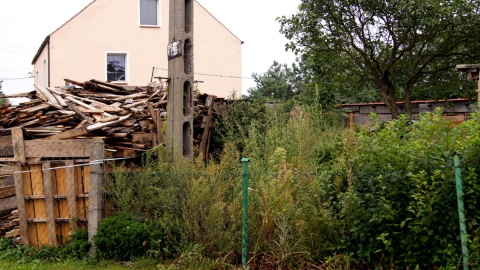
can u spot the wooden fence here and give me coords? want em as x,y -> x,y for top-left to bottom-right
0,127 -> 105,247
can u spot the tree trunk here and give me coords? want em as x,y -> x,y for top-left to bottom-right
379,88 -> 400,119
405,86 -> 412,117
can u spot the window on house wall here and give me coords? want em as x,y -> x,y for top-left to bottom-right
140,0 -> 159,26
106,53 -> 127,82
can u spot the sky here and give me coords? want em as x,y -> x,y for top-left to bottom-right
0,0 -> 300,101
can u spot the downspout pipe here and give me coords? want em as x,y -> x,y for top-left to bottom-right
47,38 -> 51,87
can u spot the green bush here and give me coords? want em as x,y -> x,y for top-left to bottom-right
104,104 -> 480,268
0,229 -> 91,263
61,229 -> 91,260
94,213 -> 149,261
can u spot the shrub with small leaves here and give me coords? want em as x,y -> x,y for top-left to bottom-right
94,213 -> 149,261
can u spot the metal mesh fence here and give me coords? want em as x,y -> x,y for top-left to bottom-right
0,135 -> 104,247
0,139 -> 477,268
101,161 -> 477,269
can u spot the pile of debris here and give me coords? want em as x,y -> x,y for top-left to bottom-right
0,184 -> 17,240
0,79 -> 225,159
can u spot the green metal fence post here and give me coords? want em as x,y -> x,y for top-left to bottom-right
454,153 -> 470,270
241,158 -> 250,267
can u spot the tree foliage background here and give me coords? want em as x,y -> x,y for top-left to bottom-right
247,0 -> 480,117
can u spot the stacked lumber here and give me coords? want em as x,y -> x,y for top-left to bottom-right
0,184 -> 18,241
0,79 -> 225,159
0,209 -> 19,241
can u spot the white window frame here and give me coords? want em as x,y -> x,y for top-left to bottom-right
139,0 -> 161,27
105,52 -> 129,83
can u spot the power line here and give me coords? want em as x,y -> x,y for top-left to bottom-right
154,67 -> 254,79
0,47 -> 33,57
0,41 -> 36,51
1,76 -> 33,81
0,67 -> 32,71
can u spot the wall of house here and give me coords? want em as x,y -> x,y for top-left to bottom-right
33,44 -> 49,87
194,3 -> 242,97
36,0 -> 241,98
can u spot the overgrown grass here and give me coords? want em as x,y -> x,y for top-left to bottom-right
0,259 -> 158,270
3,102 -> 480,269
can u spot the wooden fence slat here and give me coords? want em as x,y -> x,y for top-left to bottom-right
30,164 -> 47,246
13,164 -> 28,245
66,160 -> 77,232
42,162 -> 57,246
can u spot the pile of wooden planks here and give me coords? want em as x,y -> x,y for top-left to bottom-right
0,184 -> 18,240
0,79 -> 225,159
0,209 -> 19,240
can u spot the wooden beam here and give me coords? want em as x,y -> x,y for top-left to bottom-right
147,102 -> 157,125
86,114 -> 131,131
156,109 -> 163,145
13,164 -> 28,245
66,102 -> 94,125
90,79 -> 127,91
64,78 -> 85,88
65,160 -> 77,232
199,96 -> 214,159
45,127 -> 88,140
52,93 -> 68,107
0,185 -> 15,199
42,162 -> 57,246
34,85 -> 60,106
0,195 -> 16,212
12,128 -> 26,164
25,140 -> 91,158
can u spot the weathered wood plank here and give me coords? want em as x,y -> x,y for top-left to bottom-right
86,114 -> 131,131
66,102 -> 94,125
90,79 -> 127,91
25,140 -> 91,158
200,96 -> 214,158
42,162 -> 57,246
45,127 -> 88,140
12,128 -> 26,164
0,195 -> 16,212
52,93 -> 68,107
147,103 -> 157,124
0,185 -> 15,199
65,160 -> 77,232
34,85 -> 60,106
13,165 -> 27,245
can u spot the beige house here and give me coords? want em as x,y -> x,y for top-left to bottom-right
31,0 -> 242,98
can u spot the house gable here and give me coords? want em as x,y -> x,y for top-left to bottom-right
31,0 -> 242,97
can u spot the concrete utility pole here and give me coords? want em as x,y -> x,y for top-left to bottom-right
166,0 -> 194,161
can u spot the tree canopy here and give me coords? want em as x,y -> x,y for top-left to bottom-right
247,61 -> 295,100
278,0 -> 480,117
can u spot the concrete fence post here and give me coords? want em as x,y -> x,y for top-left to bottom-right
88,139 -> 105,254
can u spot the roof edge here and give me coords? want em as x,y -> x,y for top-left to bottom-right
31,36 -> 50,65
31,0 -> 96,65
195,0 -> 242,43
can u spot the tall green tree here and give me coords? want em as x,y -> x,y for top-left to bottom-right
279,0 -> 480,118
247,61 -> 295,100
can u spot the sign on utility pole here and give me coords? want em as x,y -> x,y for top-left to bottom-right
166,0 -> 194,161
